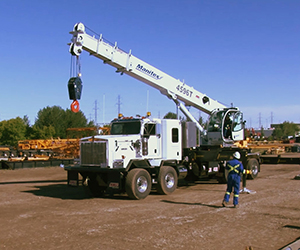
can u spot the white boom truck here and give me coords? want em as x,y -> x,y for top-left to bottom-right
65,23 -> 260,199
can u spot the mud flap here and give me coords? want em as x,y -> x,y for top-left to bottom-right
67,171 -> 79,187
106,171 -> 123,194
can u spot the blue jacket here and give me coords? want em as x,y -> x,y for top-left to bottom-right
226,158 -> 244,176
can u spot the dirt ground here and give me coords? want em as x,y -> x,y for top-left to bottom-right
0,162 -> 300,250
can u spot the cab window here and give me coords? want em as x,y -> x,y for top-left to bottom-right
143,123 -> 156,136
172,128 -> 179,143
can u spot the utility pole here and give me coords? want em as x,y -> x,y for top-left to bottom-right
271,112 -> 274,125
93,100 -> 99,126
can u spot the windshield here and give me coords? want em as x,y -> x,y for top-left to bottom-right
110,121 -> 141,135
232,112 -> 243,132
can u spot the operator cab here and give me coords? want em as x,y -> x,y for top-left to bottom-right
206,108 -> 244,146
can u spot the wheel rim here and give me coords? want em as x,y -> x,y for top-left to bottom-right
251,165 -> 258,175
136,176 -> 148,193
165,173 -> 175,189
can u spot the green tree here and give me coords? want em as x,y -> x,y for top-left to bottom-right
0,117 -> 27,146
163,112 -> 178,119
33,106 -> 65,138
272,121 -> 299,140
33,106 -> 93,139
30,125 -> 56,139
163,112 -> 187,121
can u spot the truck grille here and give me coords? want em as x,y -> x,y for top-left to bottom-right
80,141 -> 107,167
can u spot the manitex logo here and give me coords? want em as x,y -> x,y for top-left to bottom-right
136,64 -> 163,80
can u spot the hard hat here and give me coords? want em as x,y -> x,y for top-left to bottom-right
233,151 -> 241,159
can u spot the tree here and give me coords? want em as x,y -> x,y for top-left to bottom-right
0,117 -> 27,146
163,112 -> 178,119
33,106 -> 93,139
30,125 -> 56,139
272,121 -> 299,140
163,112 -> 186,121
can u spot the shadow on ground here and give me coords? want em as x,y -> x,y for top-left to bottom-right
22,183 -> 133,200
161,199 -> 224,208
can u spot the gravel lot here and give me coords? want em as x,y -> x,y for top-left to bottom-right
0,162 -> 300,250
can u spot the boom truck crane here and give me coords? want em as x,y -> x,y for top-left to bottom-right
65,23 -> 260,199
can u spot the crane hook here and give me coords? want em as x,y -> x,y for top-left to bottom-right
71,100 -> 80,113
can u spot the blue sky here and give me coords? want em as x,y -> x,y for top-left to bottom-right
0,0 -> 299,129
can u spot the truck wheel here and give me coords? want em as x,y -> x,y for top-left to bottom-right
125,168 -> 151,200
247,158 -> 259,180
216,163 -> 228,184
87,175 -> 105,197
157,166 -> 178,195
216,173 -> 227,184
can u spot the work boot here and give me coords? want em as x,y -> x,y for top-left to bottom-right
234,204 -> 239,208
222,201 -> 227,207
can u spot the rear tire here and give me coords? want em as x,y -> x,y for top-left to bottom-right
157,166 -> 178,195
125,168 -> 151,200
217,163 -> 228,184
216,173 -> 227,184
247,158 -> 259,179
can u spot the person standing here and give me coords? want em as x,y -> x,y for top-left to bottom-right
222,151 -> 244,208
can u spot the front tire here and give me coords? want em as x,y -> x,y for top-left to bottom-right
125,168 -> 152,200
157,166 -> 178,195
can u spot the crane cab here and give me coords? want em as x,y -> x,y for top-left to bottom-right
205,108 -> 244,146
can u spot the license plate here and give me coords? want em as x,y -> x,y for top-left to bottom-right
68,180 -> 78,186
109,182 -> 119,188
213,167 -> 219,172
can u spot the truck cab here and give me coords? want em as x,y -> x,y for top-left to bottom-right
66,115 -> 186,199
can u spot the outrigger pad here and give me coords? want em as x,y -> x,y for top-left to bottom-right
68,77 -> 83,100
240,187 -> 256,194
294,174 -> 300,180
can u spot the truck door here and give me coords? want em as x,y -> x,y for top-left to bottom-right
143,122 -> 161,158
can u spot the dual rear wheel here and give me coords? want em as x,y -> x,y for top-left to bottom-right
125,166 -> 178,200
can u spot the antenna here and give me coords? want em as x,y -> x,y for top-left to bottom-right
146,90 -> 149,112
117,95 -> 122,116
103,94 -> 105,124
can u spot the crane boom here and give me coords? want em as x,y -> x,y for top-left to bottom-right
69,23 -> 227,117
